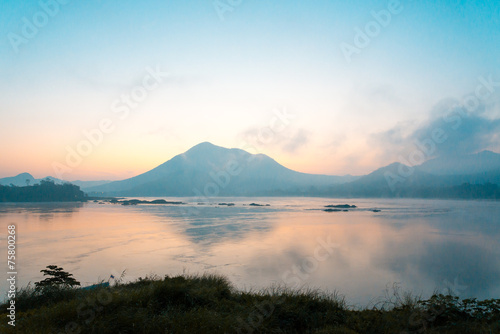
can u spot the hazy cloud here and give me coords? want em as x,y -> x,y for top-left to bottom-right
239,126 -> 311,154
374,98 -> 500,160
282,129 -> 310,153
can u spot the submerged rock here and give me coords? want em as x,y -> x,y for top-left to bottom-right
150,199 -> 184,205
323,208 -> 342,212
120,199 -> 184,205
325,204 -> 357,209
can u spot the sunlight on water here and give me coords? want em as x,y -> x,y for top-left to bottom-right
1,198 -> 499,306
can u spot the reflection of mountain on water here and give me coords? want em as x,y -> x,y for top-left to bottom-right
128,204 -> 284,246
2,199 -> 499,305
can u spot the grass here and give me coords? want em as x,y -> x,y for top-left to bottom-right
1,274 -> 499,333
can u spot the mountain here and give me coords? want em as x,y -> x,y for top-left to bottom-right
4,146 -> 499,199
0,173 -> 111,190
86,142 -> 358,196
335,162 -> 443,196
0,173 -> 36,186
58,179 -> 112,190
416,151 -> 500,175
411,150 -> 500,187
323,152 -> 500,198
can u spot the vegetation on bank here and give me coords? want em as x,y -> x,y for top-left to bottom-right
1,270 -> 499,334
320,182 -> 500,200
0,179 -> 85,202
211,182 -> 500,200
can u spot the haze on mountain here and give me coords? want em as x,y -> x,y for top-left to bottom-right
3,142 -> 500,199
0,173 -> 110,189
326,152 -> 500,198
417,151 -> 500,175
86,142 -> 358,197
83,142 -> 500,199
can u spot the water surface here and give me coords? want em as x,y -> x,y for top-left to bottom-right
1,197 -> 499,306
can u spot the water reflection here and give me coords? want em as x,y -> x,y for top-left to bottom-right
0,202 -> 83,222
375,239 -> 500,298
0,199 -> 498,305
128,204 -> 278,245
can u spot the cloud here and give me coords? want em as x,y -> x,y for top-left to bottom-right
238,126 -> 311,154
413,109 -> 500,157
282,129 -> 310,153
373,97 -> 500,160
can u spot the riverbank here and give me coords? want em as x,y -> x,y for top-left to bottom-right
1,273 -> 498,333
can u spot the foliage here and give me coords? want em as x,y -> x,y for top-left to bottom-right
35,265 -> 81,290
1,273 -> 498,334
0,179 -> 85,202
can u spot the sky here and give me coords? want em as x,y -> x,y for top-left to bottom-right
1,0 -> 499,181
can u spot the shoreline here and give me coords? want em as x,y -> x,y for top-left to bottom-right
1,273 -> 498,333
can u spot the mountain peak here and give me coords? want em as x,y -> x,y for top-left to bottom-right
370,162 -> 408,175
185,142 -> 223,154
477,150 -> 498,156
16,172 -> 34,179
192,141 -> 217,149
86,142 -> 355,196
0,173 -> 36,187
183,142 -> 251,161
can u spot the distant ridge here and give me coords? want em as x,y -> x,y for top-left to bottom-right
416,151 -> 500,175
3,145 -> 500,199
0,173 -> 110,190
323,151 -> 500,198
0,173 -> 36,187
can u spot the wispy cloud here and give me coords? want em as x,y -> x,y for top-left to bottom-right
373,97 -> 500,161
282,129 -> 310,153
239,126 -> 311,154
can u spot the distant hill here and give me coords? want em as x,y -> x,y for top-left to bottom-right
328,162 -> 443,197
343,157 -> 500,194
4,145 -> 500,199
60,179 -> 112,190
86,142 -> 358,196
0,173 -> 111,190
416,151 -> 500,175
0,173 -> 36,187
323,152 -> 500,199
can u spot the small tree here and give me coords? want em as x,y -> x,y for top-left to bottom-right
35,265 -> 81,289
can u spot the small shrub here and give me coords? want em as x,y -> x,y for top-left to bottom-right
35,265 -> 81,290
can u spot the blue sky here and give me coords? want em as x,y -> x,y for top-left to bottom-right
0,0 -> 499,180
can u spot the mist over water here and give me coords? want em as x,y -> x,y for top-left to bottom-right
1,198 -> 499,306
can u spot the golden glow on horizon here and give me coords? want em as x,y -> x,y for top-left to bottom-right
1,138 -> 388,181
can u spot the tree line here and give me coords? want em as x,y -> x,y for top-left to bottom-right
0,179 -> 85,202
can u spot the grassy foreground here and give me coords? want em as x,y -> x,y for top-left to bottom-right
1,274 -> 499,333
